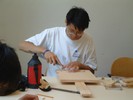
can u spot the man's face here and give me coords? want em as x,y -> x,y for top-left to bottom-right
66,23 -> 84,40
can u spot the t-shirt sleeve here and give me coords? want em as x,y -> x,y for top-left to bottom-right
25,29 -> 49,48
84,38 -> 97,70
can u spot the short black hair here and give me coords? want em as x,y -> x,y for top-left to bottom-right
66,6 -> 90,31
0,41 -> 21,95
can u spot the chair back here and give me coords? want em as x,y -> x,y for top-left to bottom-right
111,57 -> 133,77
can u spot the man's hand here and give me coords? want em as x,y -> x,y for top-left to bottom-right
44,51 -> 62,65
63,61 -> 80,72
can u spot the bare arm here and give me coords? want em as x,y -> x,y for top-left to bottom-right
19,41 -> 62,65
19,41 -> 45,54
79,63 -> 94,74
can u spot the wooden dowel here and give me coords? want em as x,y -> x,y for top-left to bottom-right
37,94 -> 54,98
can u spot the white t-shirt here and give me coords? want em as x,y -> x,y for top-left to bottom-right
26,27 -> 97,77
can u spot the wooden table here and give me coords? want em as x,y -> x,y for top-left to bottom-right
0,77 -> 132,100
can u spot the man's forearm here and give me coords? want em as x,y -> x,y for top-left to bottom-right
19,41 -> 45,54
79,63 -> 94,74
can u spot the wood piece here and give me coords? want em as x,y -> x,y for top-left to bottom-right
75,82 -> 92,97
37,94 -> 54,98
57,70 -> 99,83
123,78 -> 133,83
126,82 -> 133,87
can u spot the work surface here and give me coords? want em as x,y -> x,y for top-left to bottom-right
0,77 -> 133,100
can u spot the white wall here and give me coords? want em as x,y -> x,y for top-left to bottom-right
0,0 -> 133,76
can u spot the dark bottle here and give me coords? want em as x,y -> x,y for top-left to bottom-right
27,53 -> 42,88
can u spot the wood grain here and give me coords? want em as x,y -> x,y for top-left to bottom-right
57,70 -> 99,83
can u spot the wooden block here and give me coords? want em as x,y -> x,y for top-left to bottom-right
75,82 -> 92,97
57,70 -> 99,84
126,82 -> 133,87
123,78 -> 133,83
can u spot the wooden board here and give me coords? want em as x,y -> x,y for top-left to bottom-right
75,82 -> 92,97
57,70 -> 99,84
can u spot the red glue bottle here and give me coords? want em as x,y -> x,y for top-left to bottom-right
27,53 -> 42,88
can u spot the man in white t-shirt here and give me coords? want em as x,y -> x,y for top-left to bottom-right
19,7 -> 97,77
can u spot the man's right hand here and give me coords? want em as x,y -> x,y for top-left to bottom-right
44,51 -> 62,66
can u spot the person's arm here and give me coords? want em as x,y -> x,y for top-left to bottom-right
78,62 -> 94,73
19,41 -> 45,54
19,41 -> 62,65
